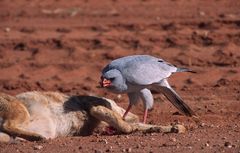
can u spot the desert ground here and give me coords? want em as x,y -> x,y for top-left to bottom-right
0,0 -> 240,152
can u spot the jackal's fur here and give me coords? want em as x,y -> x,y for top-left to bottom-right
0,91 -> 185,142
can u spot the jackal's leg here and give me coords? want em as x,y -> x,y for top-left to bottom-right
90,106 -> 133,133
129,123 -> 186,133
90,106 -> 186,134
3,120 -> 44,141
0,95 -> 44,141
105,98 -> 139,123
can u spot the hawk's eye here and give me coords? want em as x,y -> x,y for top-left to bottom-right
109,78 -> 115,81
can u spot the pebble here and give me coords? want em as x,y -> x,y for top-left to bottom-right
106,146 -> 113,152
205,143 -> 210,147
136,144 -> 141,148
4,27 -> 11,32
94,149 -> 103,153
126,147 -> 132,152
151,138 -> 155,141
99,139 -> 108,144
170,137 -> 176,142
122,148 -> 132,153
187,146 -> 192,149
33,145 -> 43,150
199,122 -> 206,127
224,142 -> 232,148
199,11 -> 206,16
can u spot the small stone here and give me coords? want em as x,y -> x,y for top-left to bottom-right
224,142 -> 231,147
94,149 -> 103,153
126,148 -> 132,152
122,148 -> 132,153
209,124 -> 214,128
199,123 -> 206,127
63,142 -> 67,146
170,138 -> 176,142
106,146 -> 113,152
187,146 -> 192,149
33,145 -> 43,150
205,143 -> 210,147
4,27 -> 11,32
199,11 -> 205,16
116,141 -> 121,145
99,139 -> 108,144
224,142 -> 232,148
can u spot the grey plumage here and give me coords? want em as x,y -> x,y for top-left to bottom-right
101,55 -> 195,122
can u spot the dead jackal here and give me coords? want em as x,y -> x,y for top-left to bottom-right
0,91 -> 185,142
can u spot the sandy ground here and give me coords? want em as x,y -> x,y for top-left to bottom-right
0,0 -> 240,152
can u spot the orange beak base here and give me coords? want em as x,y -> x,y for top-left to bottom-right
101,78 -> 111,87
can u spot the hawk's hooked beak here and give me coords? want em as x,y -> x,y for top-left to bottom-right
100,77 -> 111,87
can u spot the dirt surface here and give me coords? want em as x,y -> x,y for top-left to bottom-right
0,0 -> 240,152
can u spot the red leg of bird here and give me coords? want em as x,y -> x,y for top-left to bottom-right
122,104 -> 132,120
143,109 -> 148,124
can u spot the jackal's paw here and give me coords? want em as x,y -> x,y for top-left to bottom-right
0,132 -> 11,143
171,124 -> 186,133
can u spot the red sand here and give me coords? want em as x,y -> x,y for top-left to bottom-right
0,0 -> 239,152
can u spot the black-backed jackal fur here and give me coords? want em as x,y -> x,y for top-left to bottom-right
0,91 -> 185,142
